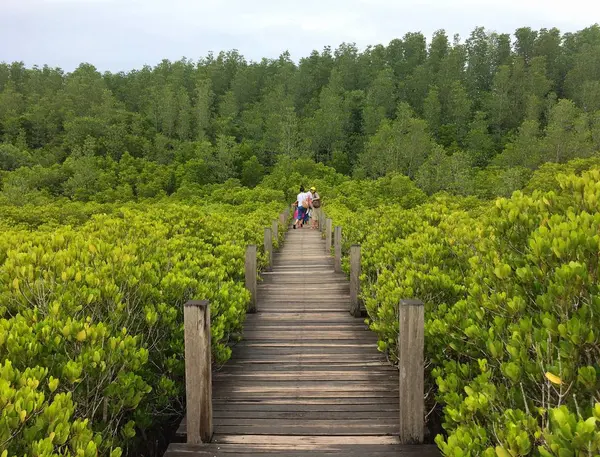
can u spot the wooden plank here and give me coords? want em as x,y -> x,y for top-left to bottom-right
211,410 -> 399,419
210,397 -> 399,404
218,362 -> 395,370
207,425 -> 399,435
211,435 -> 403,445
261,270 -> 337,275
166,440 -> 441,456
229,348 -> 386,357
243,313 -> 364,321
221,358 -> 388,365
213,390 -> 399,398
239,321 -> 370,328
213,373 -> 397,381
196,404 -> 400,413
168,224 -> 441,457
240,331 -> 375,339
213,418 -> 398,426
214,380 -> 398,390
398,299 -> 425,444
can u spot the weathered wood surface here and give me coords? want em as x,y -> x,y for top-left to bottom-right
245,245 -> 257,313
398,299 -> 425,444
166,228 -> 439,456
334,226 -> 342,273
349,245 -> 361,317
183,300 -> 213,444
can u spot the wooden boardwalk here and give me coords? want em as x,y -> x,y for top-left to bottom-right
165,227 -> 440,456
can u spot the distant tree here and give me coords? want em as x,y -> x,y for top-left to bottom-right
423,86 -> 442,138
195,77 -> 214,141
494,119 -> 543,168
360,103 -> 434,178
363,69 -> 397,136
465,111 -> 495,166
416,146 -> 473,195
0,143 -> 32,170
241,156 -> 265,187
541,98 -> 593,162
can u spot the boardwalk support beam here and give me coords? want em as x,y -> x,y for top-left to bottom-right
325,218 -> 332,254
350,245 -> 361,317
183,300 -> 213,444
245,245 -> 257,313
398,298 -> 425,444
264,227 -> 273,271
334,226 -> 342,273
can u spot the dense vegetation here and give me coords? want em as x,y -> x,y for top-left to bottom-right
325,157 -> 600,455
2,24 -> 600,202
0,188 -> 285,457
3,22 -> 600,457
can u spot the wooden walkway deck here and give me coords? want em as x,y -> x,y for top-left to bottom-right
165,227 -> 440,456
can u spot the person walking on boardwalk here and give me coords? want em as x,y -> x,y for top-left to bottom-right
309,186 -> 321,230
293,185 -> 310,229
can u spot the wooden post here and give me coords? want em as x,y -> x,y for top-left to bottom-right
334,226 -> 342,273
183,300 -> 213,444
350,245 -> 361,317
264,227 -> 273,271
279,212 -> 286,226
398,299 -> 425,444
319,209 -> 324,233
245,245 -> 257,313
325,218 -> 332,254
272,219 -> 279,245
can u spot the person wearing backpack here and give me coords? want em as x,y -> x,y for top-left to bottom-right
309,186 -> 321,230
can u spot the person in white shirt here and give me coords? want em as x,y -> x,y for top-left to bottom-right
293,186 -> 309,229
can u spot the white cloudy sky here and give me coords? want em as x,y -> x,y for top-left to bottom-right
1,0 -> 599,72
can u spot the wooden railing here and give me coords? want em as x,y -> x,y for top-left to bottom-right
182,207 -> 289,444
322,216 -> 426,444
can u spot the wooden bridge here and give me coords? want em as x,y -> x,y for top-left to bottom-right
164,215 -> 441,457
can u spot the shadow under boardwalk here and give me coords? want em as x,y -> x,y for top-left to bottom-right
165,227 -> 440,456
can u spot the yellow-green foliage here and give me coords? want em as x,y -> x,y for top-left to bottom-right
0,198 -> 284,457
327,169 -> 600,455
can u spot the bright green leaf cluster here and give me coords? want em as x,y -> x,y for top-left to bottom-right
327,166 -> 600,455
0,196 -> 285,455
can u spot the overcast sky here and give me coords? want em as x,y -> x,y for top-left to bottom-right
1,0 -> 599,72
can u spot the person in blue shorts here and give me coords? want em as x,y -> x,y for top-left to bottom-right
293,185 -> 308,229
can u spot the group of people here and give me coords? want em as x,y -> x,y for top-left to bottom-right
292,186 -> 322,230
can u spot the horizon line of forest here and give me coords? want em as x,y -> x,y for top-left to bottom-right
1,23 -> 600,203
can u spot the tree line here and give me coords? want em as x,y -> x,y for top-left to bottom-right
1,24 -> 600,202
